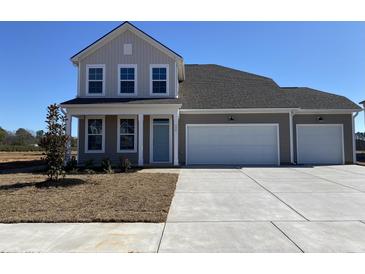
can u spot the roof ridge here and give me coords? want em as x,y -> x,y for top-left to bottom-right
185,64 -> 277,83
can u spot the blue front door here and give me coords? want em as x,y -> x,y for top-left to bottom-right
152,118 -> 170,162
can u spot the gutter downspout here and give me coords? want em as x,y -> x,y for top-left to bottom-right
352,111 -> 361,164
289,110 -> 295,164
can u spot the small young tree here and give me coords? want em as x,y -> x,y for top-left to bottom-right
41,104 -> 69,181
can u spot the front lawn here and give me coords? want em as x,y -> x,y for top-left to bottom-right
0,172 -> 178,223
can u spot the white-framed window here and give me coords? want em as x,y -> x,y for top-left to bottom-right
150,64 -> 169,95
85,116 -> 105,153
118,64 -> 137,96
117,116 -> 137,153
86,64 -> 105,96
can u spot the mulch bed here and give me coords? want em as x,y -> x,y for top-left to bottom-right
0,172 -> 178,223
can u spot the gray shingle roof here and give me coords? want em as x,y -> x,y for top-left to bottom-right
179,64 -> 360,110
61,64 -> 360,110
280,87 -> 360,110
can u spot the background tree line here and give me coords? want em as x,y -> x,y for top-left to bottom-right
0,126 -> 77,151
356,132 -> 365,151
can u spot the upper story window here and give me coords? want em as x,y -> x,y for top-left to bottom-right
86,64 -> 105,96
118,65 -> 137,96
150,65 -> 169,95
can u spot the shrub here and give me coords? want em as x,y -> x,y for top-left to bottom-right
84,168 -> 96,174
41,104 -> 69,181
65,156 -> 77,171
84,159 -> 94,169
101,158 -> 113,174
120,157 -> 132,173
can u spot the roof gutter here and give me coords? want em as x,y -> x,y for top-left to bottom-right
180,108 -> 360,115
60,103 -> 182,109
180,108 -> 300,114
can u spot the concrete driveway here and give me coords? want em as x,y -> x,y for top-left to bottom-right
1,165 -> 365,252
160,165 -> 365,252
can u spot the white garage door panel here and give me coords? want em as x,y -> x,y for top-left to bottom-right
297,125 -> 344,165
186,124 -> 279,165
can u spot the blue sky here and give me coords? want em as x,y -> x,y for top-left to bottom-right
0,21 -> 364,136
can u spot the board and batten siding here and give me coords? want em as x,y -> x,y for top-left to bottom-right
78,30 -> 177,98
178,113 -> 291,165
293,114 -> 354,164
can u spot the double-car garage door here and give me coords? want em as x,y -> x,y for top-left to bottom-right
185,123 -> 345,166
186,124 -> 280,165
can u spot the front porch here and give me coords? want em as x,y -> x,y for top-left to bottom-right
62,103 -> 180,167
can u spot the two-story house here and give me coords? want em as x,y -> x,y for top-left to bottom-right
61,22 -> 362,166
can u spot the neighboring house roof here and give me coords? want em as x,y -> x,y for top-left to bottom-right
60,97 -> 180,105
360,100 -> 365,104
179,64 -> 360,110
61,64 -> 361,111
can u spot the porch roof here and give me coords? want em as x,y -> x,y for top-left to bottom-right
60,97 -> 180,106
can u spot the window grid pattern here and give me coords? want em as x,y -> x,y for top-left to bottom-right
119,119 -> 136,151
120,67 -> 135,94
88,67 -> 103,94
87,119 -> 103,151
152,67 -> 167,94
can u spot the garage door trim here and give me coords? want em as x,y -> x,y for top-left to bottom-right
296,124 -> 345,165
185,123 -> 280,166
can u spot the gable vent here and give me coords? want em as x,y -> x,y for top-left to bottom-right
123,43 -> 132,55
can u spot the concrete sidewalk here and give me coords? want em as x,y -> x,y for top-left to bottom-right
0,223 -> 164,252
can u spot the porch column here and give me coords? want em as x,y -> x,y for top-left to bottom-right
138,114 -> 144,166
173,112 -> 179,166
65,113 -> 72,163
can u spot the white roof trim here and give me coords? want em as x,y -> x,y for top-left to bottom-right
180,108 -> 360,114
180,108 -> 299,114
71,22 -> 183,63
60,103 -> 182,109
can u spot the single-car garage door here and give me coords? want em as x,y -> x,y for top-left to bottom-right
296,124 -> 344,165
186,124 -> 280,165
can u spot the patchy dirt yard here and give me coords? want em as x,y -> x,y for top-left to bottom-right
0,172 -> 178,223
0,151 -> 78,171
0,151 -> 45,170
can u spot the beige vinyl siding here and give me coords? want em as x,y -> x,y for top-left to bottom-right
293,114 -> 354,164
79,30 -> 176,98
178,113 -> 291,165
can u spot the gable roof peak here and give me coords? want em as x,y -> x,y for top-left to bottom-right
70,21 -> 185,81
70,21 -> 183,64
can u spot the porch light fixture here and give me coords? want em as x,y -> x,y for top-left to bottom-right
317,116 -> 323,122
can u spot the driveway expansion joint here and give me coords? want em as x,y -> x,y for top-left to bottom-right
239,169 -> 310,221
157,222 -> 167,253
271,221 -> 304,253
293,168 -> 363,193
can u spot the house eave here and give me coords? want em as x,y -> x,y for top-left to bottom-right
179,108 -> 361,114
